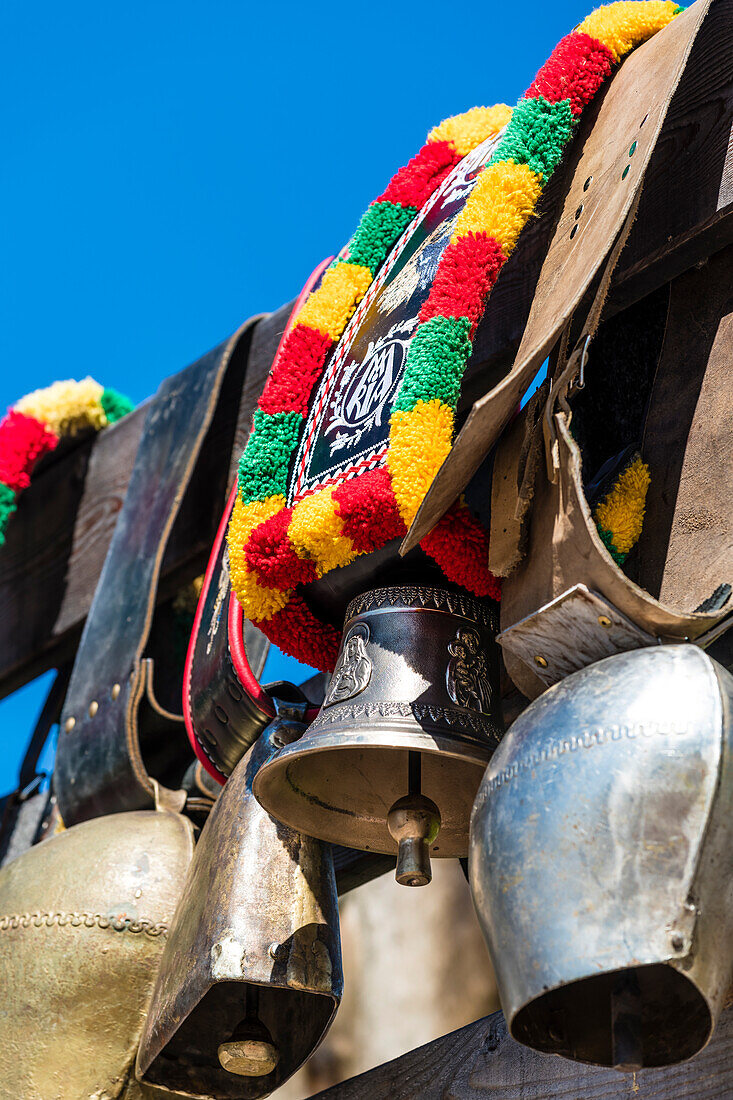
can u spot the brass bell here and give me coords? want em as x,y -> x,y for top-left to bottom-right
137,714 -> 343,1099
254,585 -> 502,887
470,645 -> 733,1069
0,809 -> 195,1100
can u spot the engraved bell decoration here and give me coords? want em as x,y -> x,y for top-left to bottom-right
0,809 -> 195,1100
470,645 -> 733,1070
254,585 -> 503,887
137,716 -> 343,1099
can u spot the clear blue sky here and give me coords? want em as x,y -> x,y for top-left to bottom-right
0,0 -> 586,794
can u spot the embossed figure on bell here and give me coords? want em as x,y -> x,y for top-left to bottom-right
254,585 -> 502,886
470,646 -> 733,1070
322,623 -> 372,706
446,627 -> 493,714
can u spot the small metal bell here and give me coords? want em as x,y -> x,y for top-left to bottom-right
136,714 -> 343,1099
254,586 -> 502,887
470,645 -> 733,1070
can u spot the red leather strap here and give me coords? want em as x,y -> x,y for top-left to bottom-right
227,581 -> 275,716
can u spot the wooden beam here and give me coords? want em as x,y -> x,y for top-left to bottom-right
312,1004 -> 733,1099
0,305 -> 291,698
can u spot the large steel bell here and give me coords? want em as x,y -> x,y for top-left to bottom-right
470,644 -> 733,1070
254,585 -> 503,886
0,809 -> 195,1100
137,715 -> 343,1099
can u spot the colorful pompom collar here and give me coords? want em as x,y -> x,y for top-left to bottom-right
0,378 -> 133,545
228,1 -> 682,673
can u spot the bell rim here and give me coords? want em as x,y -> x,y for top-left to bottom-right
506,959 -> 715,1069
253,724 -> 494,858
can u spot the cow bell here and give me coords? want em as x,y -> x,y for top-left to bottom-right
0,809 -> 195,1100
137,715 -> 343,1099
254,586 -> 502,886
470,645 -> 733,1070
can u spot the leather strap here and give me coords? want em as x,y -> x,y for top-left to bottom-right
543,185 -> 643,483
185,263 -> 328,783
54,318 -> 259,826
184,485 -> 273,783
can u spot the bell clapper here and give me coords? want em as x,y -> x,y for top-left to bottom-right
611,969 -> 643,1071
217,984 -> 280,1078
387,751 -> 441,888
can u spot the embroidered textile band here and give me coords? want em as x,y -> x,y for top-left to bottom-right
229,1 -> 681,671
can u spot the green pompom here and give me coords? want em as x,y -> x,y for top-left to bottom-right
238,409 -> 302,504
394,315 -> 472,413
596,523 -> 627,565
101,387 -> 134,424
487,95 -> 574,180
348,201 -> 416,273
0,483 -> 18,547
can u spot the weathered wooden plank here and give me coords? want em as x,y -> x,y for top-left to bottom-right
464,0 -> 733,396
0,311 -> 289,698
312,1004 -> 733,1099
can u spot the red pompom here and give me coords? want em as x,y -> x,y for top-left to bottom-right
378,141 -> 460,210
258,324 -> 333,417
245,508 -> 317,589
0,410 -> 58,492
333,467 -> 406,553
525,32 -> 615,117
257,594 -> 341,673
421,502 -> 501,601
419,232 -> 506,333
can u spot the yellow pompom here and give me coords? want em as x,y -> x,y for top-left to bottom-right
577,1 -> 679,62
228,494 -> 291,621
296,262 -> 373,341
16,378 -> 105,436
290,488 -> 357,576
451,160 -> 543,255
388,400 -> 455,526
594,455 -> 651,556
428,105 -> 513,158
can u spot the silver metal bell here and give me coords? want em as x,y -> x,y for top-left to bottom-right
470,644 -> 733,1070
136,716 -> 343,1098
254,586 -> 502,886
